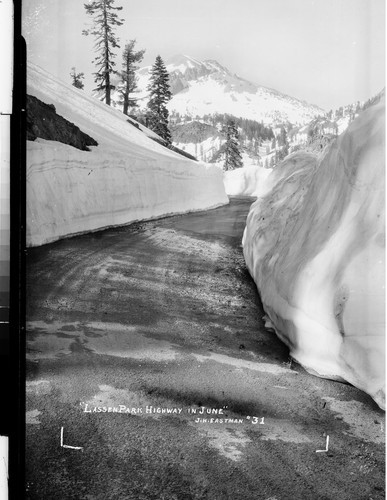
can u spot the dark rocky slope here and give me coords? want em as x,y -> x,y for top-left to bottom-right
27,94 -> 98,151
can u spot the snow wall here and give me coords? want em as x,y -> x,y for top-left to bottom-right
27,64 -> 229,247
243,101 -> 385,409
223,164 -> 274,198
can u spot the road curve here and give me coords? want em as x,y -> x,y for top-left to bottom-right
26,198 -> 385,500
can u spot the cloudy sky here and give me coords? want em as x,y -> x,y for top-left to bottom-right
23,0 -> 385,110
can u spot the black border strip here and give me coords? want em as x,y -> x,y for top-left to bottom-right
9,0 -> 26,497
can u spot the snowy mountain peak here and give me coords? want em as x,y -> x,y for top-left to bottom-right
203,59 -> 231,75
166,54 -> 203,73
132,55 -> 325,126
165,54 -> 232,81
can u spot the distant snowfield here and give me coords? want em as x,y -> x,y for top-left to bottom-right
223,155 -> 274,198
243,102 -> 385,408
26,64 -> 228,247
168,77 -> 318,125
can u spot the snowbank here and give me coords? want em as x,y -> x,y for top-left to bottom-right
223,164 -> 274,198
243,102 -> 385,408
27,64 -> 228,247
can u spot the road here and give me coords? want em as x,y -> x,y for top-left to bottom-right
26,198 -> 385,500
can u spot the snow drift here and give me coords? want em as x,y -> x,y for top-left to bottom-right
27,63 -> 228,247
243,101 -> 385,408
223,163 -> 274,198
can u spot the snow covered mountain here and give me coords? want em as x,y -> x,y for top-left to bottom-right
26,63 -> 228,247
134,54 -> 324,126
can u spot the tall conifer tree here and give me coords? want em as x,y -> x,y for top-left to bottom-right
223,119 -> 243,171
119,40 -> 145,115
82,0 -> 124,106
277,127 -> 289,159
146,55 -> 172,145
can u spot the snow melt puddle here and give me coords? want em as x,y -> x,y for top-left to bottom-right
26,410 -> 42,425
82,385 -> 187,422
193,352 -> 297,375
323,397 -> 385,444
26,334 -> 74,360
147,228 -> 229,264
193,424 -> 251,461
85,325 -> 178,361
259,419 -> 311,443
26,321 -> 178,361
26,380 -> 52,395
83,385 -> 153,411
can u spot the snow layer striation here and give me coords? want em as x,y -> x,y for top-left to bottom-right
27,64 -> 228,247
243,101 -> 385,408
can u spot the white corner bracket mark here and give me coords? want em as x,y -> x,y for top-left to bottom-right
316,435 -> 329,453
60,427 -> 83,451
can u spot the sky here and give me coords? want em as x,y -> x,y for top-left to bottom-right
23,0 -> 385,111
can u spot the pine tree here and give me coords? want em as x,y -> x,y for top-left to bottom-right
223,119 -> 243,171
146,55 -> 172,145
119,40 -> 145,115
70,67 -> 85,89
277,127 -> 289,159
82,0 -> 124,106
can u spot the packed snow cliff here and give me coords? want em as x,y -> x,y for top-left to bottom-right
243,101 -> 385,408
27,64 -> 228,247
223,159 -> 274,199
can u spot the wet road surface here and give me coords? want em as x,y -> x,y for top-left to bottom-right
26,198 -> 385,500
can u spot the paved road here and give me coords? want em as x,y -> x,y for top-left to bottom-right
26,198 -> 385,500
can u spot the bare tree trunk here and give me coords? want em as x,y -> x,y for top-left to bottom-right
103,2 -> 111,106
